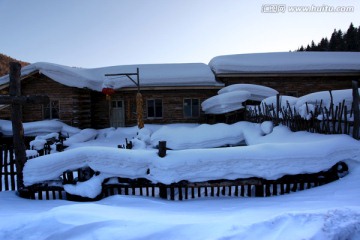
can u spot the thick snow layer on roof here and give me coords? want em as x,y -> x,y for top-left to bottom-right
0,62 -> 223,91
209,52 -> 360,74
202,84 -> 278,114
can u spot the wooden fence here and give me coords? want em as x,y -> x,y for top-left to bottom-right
15,161 -> 348,201
0,143 -> 52,193
246,98 -> 358,137
0,145 -> 16,192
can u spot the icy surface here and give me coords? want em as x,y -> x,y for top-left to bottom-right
209,52 -> 360,74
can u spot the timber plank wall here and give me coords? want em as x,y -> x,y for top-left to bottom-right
91,88 -> 220,128
219,75 -> 356,97
1,74 -> 93,129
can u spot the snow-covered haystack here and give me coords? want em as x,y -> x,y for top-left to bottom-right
202,84 -> 278,115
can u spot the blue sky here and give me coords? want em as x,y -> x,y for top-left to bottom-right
0,0 -> 359,68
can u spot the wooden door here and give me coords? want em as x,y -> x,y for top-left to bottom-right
110,100 -> 125,127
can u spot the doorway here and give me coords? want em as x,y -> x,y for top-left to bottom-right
110,100 -> 125,127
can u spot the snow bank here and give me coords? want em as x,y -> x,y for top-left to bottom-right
209,52 -> 360,74
23,123 -> 360,198
63,129 -> 98,147
150,122 -> 259,149
0,119 -> 80,137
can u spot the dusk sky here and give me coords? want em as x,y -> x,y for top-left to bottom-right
0,0 -> 359,68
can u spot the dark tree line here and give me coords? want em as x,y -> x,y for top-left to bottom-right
297,23 -> 360,52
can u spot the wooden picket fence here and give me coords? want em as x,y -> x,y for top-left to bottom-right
0,145 -> 16,192
15,160 -> 348,201
246,99 -> 358,137
1,140 -> 351,201
0,143 -> 52,193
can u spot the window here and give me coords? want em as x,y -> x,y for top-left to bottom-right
184,98 -> 200,118
111,100 -> 123,108
147,99 -> 162,118
44,100 -> 59,119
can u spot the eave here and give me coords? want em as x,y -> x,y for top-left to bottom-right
215,71 -> 360,78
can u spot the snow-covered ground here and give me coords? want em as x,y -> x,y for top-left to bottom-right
1,120 -> 360,239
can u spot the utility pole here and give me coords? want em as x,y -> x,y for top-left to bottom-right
105,68 -> 144,129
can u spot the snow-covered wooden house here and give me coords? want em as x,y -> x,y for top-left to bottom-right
0,62 -> 223,129
1,51 -> 359,129
209,52 -> 360,97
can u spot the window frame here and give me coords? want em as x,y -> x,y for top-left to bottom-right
183,98 -> 200,118
147,99 -> 163,119
43,100 -> 60,120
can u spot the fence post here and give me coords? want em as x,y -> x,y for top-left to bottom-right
352,80 -> 359,140
275,94 -> 280,125
158,141 -> 167,157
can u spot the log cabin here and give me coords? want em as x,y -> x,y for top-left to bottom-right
0,62 -> 223,129
209,52 -> 360,97
0,52 -> 359,130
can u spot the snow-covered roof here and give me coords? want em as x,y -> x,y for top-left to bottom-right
209,52 -> 360,74
0,62 -> 223,91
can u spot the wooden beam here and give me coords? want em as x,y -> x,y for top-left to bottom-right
0,95 -> 49,105
352,80 -> 359,139
9,62 -> 27,190
215,71 -> 360,78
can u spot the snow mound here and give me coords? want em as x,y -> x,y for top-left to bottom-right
63,129 -> 98,147
150,122 -> 258,149
202,84 -> 278,114
0,119 -> 80,137
218,84 -> 279,101
201,91 -> 249,114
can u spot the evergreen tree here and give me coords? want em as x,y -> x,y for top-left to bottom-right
318,38 -> 329,51
296,23 -> 360,52
344,23 -> 358,50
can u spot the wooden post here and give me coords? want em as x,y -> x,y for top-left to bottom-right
0,63 -> 49,193
9,62 -> 27,190
352,80 -> 360,140
158,141 -> 167,157
275,94 -> 280,125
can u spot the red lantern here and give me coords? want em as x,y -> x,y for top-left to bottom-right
102,87 -> 115,100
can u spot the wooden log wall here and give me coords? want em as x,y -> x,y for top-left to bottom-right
219,75 -> 354,97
